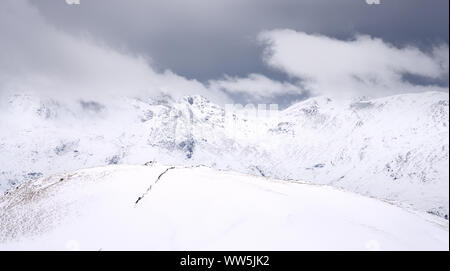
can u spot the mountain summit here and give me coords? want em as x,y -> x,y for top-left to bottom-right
0,91 -> 448,218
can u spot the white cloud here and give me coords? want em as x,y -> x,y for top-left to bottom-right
208,73 -> 304,100
259,29 -> 449,97
1,1 -> 448,107
0,0 -> 228,104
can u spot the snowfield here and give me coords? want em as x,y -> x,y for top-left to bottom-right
0,91 -> 448,218
0,164 -> 448,250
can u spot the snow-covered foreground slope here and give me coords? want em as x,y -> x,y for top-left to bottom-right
0,164 -> 448,250
0,91 -> 448,218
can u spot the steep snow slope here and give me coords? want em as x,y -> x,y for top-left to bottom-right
0,164 -> 448,250
0,91 -> 448,217
267,93 -> 449,218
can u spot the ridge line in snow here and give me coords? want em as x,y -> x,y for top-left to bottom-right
134,166 -> 176,205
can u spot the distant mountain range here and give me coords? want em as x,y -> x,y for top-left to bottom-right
0,91 -> 448,218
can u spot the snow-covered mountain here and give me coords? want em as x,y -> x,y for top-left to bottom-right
1,164 -> 448,250
0,91 -> 448,218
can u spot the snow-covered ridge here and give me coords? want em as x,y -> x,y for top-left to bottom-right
0,91 -> 448,218
1,164 -> 448,250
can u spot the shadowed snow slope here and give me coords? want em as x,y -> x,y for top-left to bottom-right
0,164 -> 448,250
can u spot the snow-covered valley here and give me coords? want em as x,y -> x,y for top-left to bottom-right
0,164 -> 448,250
0,91 -> 448,219
1,0 -> 448,253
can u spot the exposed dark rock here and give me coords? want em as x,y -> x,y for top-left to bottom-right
80,100 -> 105,113
178,139 -> 195,159
107,155 -> 121,165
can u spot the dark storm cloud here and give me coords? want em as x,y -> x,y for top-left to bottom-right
0,0 -> 447,108
30,0 -> 449,81
0,0 -> 230,105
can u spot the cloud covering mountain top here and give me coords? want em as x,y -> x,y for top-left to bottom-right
259,30 -> 449,97
29,0 -> 450,82
1,0 -> 448,106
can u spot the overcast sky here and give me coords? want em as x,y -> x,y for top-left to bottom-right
30,0 -> 449,80
1,0 -> 448,106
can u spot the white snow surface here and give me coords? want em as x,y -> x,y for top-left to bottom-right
0,164 -> 448,250
0,91 -> 448,218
